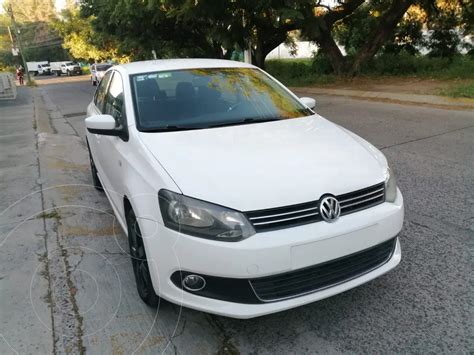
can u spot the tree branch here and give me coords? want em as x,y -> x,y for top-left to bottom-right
324,0 -> 365,26
351,0 -> 414,74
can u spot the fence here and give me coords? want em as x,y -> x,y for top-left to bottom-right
0,73 -> 17,100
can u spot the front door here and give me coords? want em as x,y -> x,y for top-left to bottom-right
97,71 -> 128,215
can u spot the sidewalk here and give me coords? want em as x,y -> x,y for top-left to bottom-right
0,87 -> 54,354
291,86 -> 474,110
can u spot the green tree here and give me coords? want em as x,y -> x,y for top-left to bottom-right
3,0 -> 65,62
53,8 -> 126,63
4,0 -> 56,23
81,0 -> 469,74
0,14 -> 15,68
333,3 -> 426,56
426,0 -> 472,57
80,0 -> 305,68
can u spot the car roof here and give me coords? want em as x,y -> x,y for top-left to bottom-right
117,59 -> 256,75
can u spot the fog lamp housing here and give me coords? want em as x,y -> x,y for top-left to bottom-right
182,274 -> 206,291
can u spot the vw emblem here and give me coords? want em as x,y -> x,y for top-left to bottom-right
319,196 -> 341,223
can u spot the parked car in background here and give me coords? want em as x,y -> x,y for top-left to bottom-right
26,61 -> 51,76
90,63 -> 113,86
37,63 -> 51,75
50,61 -> 82,76
85,59 -> 403,318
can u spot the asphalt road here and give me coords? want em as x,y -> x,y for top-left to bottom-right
1,75 -> 473,354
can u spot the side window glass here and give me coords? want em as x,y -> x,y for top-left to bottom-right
104,72 -> 125,125
94,71 -> 112,112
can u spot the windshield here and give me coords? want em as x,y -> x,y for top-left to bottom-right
65,62 -> 75,66
131,68 -> 312,131
96,64 -> 112,71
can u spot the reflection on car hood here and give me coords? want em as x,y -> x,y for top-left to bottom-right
138,115 -> 387,211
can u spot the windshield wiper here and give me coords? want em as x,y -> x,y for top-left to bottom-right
141,125 -> 203,132
142,118 -> 282,132
209,117 -> 281,128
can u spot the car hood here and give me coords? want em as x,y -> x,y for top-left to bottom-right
138,115 -> 388,211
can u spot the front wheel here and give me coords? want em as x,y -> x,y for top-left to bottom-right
127,209 -> 159,307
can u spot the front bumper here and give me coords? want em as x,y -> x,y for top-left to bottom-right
140,189 -> 404,318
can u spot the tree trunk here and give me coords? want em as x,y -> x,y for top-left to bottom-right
252,46 -> 266,69
252,31 -> 287,69
350,0 -> 414,75
311,18 -> 347,75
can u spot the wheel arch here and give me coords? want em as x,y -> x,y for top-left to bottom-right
123,195 -> 132,217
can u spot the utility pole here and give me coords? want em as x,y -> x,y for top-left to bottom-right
6,4 -> 31,83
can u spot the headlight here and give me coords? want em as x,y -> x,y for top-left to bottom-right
158,190 -> 255,241
384,167 -> 398,202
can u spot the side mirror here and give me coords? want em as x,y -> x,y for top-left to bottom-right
85,114 -> 128,140
299,97 -> 316,109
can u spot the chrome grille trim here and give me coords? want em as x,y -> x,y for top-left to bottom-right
245,182 -> 385,232
252,211 -> 320,226
248,206 -> 319,221
340,192 -> 385,209
339,187 -> 384,204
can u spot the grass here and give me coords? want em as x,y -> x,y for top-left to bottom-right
36,210 -> 61,220
440,81 -> 474,98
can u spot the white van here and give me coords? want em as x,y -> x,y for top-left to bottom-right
26,61 -> 51,75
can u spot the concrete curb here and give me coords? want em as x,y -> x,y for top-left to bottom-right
290,87 -> 474,110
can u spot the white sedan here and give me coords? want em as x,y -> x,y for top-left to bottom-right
85,59 -> 403,318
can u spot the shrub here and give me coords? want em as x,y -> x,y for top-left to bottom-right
0,64 -> 16,73
265,54 -> 474,86
311,53 -> 334,75
361,53 -> 474,78
265,58 -> 335,86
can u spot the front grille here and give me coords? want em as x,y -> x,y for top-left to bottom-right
245,182 -> 385,232
250,238 -> 397,302
245,200 -> 322,232
339,182 -> 385,215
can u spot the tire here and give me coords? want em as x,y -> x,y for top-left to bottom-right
126,208 -> 159,307
87,144 -> 103,191
92,77 -> 97,86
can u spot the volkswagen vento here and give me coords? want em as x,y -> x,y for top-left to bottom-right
85,59 -> 404,318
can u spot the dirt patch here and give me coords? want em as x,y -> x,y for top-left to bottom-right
60,225 -> 116,237
316,76 -> 472,96
110,333 -> 165,355
46,158 -> 89,172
